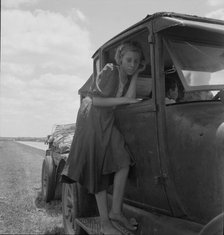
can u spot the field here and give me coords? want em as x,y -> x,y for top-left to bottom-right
0,141 -> 64,234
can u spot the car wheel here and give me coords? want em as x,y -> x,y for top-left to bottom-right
41,155 -> 56,202
54,160 -> 65,200
199,213 -> 224,235
62,183 -> 82,235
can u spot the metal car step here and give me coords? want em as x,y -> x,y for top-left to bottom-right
75,216 -> 136,235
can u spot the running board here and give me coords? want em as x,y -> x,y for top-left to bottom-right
75,217 -> 136,235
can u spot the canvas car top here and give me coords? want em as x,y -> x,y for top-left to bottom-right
92,11 -> 224,58
78,12 -> 224,97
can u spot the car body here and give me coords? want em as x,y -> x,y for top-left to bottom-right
41,123 -> 75,202
61,12 -> 224,235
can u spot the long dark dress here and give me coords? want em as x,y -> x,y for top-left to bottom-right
61,64 -> 135,194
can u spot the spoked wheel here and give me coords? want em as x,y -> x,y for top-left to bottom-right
41,155 -> 56,202
62,183 -> 82,235
199,213 -> 224,235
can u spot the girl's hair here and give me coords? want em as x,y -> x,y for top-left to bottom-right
114,41 -> 145,65
165,72 -> 185,101
165,77 -> 178,93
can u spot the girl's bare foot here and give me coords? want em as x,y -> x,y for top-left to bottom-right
109,211 -> 137,231
101,219 -> 122,235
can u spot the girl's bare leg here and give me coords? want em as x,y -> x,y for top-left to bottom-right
111,166 -> 129,213
95,190 -> 122,235
109,166 -> 137,230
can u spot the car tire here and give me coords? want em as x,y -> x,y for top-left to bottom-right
62,183 -> 83,235
54,160 -> 65,200
41,155 -> 56,202
199,212 -> 224,235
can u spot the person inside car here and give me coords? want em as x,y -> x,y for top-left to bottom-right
165,73 -> 179,104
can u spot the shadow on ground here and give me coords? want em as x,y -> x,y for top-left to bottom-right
44,226 -> 64,235
35,191 -> 62,215
34,191 -> 64,235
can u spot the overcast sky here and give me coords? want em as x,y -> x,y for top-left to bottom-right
1,0 -> 224,137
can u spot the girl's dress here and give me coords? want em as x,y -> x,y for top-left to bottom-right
61,63 -> 135,194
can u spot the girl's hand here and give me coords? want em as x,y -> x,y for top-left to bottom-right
138,61 -> 146,73
92,96 -> 142,107
134,61 -> 146,76
124,97 -> 143,104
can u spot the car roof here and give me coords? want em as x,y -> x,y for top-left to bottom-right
92,12 -> 224,58
79,12 -> 224,96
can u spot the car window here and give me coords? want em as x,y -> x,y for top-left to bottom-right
164,38 -> 224,103
94,57 -> 100,77
102,28 -> 153,100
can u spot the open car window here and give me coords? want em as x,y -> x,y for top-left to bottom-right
102,28 -> 153,100
164,38 -> 224,103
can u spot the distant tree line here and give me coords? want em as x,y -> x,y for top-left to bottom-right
0,137 -> 46,142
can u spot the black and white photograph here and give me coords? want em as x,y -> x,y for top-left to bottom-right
1,0 -> 224,234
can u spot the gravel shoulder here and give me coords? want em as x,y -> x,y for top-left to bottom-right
0,140 -> 63,234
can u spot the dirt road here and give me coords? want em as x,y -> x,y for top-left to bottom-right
0,141 -> 63,234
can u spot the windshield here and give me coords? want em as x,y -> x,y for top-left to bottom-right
164,39 -> 224,103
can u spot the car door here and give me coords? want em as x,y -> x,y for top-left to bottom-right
115,95 -> 171,214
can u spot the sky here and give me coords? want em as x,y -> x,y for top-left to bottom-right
1,0 -> 224,137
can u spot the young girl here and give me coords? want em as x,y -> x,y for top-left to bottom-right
61,41 -> 145,235
165,73 -> 179,104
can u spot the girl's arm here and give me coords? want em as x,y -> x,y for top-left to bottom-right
124,63 -> 146,98
124,74 -> 138,98
92,62 -> 145,107
92,96 -> 140,107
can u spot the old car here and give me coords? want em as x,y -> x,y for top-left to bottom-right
41,123 -> 75,202
61,12 -> 224,235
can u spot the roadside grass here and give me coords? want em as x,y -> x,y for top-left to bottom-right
0,141 -> 65,234
0,189 -> 64,235
34,190 -> 64,234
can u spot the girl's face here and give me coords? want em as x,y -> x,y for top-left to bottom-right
120,50 -> 141,76
168,85 -> 178,100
